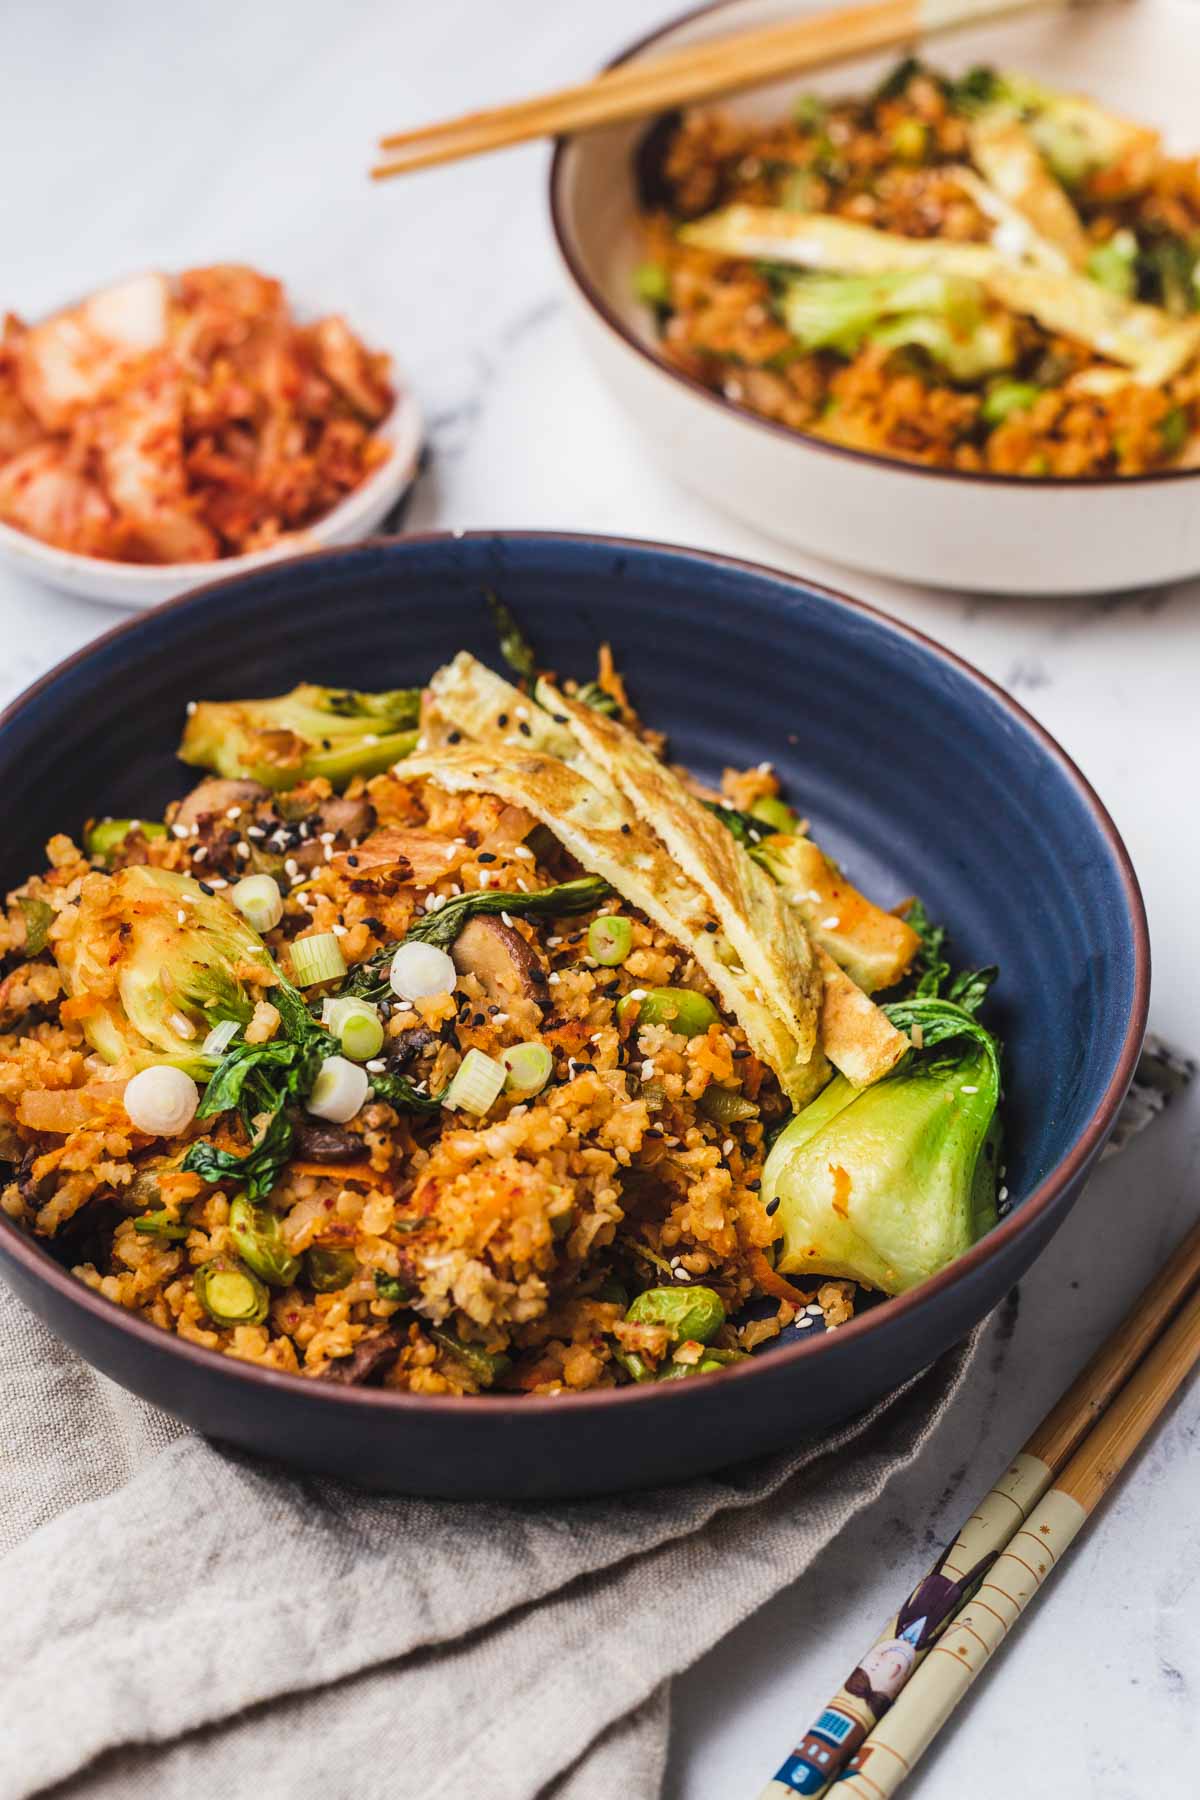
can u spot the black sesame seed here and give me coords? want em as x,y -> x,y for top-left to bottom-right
346,855 -> 359,868
746,1178 -> 762,1191
487,1005 -> 502,1017
197,881 -> 215,896
765,1196 -> 780,1216
644,1128 -> 663,1140
518,721 -> 532,738
478,852 -> 496,864
704,921 -> 718,933
552,713 -> 568,724
448,730 -> 462,745
620,823 -> 632,835
497,713 -> 509,728
362,916 -> 384,934
732,1048 -> 751,1060
472,1013 -> 486,1027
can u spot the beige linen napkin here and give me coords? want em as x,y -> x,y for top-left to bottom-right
0,1040 -> 1186,1800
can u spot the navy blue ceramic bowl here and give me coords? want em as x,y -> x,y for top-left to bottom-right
0,535 -> 1148,1498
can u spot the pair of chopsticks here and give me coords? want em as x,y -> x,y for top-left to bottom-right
371,0 -> 1078,181
757,1213 -> 1200,1798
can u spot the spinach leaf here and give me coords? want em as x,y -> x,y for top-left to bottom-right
905,898 -> 951,999
368,1069 -> 447,1115
704,801 -> 768,848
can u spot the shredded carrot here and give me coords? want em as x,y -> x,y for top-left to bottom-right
288,1160 -> 386,1184
830,1164 -> 852,1219
59,993 -> 102,1023
748,1248 -> 812,1307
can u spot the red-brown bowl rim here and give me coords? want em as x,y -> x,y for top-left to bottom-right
548,0 -> 1200,492
0,529 -> 1151,1419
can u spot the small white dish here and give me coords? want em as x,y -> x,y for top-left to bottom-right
0,328 -> 423,611
551,0 -> 1200,594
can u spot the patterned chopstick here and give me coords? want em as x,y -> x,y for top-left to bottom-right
758,1212 -> 1200,1798
836,1281 -> 1200,1795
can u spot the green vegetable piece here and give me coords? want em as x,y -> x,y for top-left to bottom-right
194,1257 -> 269,1327
617,987 -> 718,1038
980,380 -> 1042,427
587,914 -> 632,966
85,818 -> 168,864
52,864 -> 279,1078
307,1247 -> 358,1291
178,684 -> 421,791
762,997 -> 1001,1295
486,592 -> 538,680
749,794 -> 801,833
1161,406 -> 1189,458
430,1326 -> 512,1388
1142,237 -> 1200,319
633,261 -> 671,307
132,1210 -> 190,1241
699,1085 -> 760,1126
229,1195 -> 301,1287
17,895 -> 53,957
890,117 -> 928,162
658,1349 -> 748,1381
1085,231 -> 1138,299
792,93 -> 828,130
574,680 -> 621,717
779,270 -> 1015,380
625,1284 -> 726,1346
780,168 -> 824,213
374,1269 -> 413,1303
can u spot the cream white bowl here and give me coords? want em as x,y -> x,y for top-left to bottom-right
0,346 -> 423,611
551,0 -> 1200,594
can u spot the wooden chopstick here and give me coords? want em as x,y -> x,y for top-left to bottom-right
836,1281 -> 1200,1796
758,1214 -> 1200,1799
371,0 -> 1062,181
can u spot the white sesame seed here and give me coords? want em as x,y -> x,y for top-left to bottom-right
640,1060 -> 655,1080
331,923 -> 347,937
546,936 -> 562,947
514,705 -> 530,721
186,700 -> 197,716
225,807 -> 242,821
171,824 -> 189,839
192,846 -> 208,863
491,1012 -> 509,1025
365,1058 -> 386,1073
629,988 -> 647,1002
207,878 -> 228,889
961,1084 -> 979,1094
512,844 -> 533,860
806,1303 -> 823,1315
361,734 -> 379,746
722,1138 -> 734,1156
235,843 -> 250,860
820,916 -> 840,931
501,912 -> 513,927
516,879 -> 529,892
323,844 -> 333,862
999,1185 -> 1009,1202
547,972 -> 561,985
284,859 -> 299,879
796,1316 -> 813,1330
176,909 -> 187,925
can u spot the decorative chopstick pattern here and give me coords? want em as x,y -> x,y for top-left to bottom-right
760,1214 -> 1200,1798
371,0 -> 1065,181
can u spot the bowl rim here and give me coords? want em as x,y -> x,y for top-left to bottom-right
0,529 -> 1150,1420
547,0 -> 1200,494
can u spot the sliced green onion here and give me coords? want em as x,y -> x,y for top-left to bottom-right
587,915 -> 633,966
374,1269 -> 412,1303
633,261 -> 671,307
501,1041 -> 553,1097
323,996 -> 385,1062
617,987 -> 719,1039
85,818 -> 167,863
429,1326 -> 511,1388
132,1210 -> 190,1240
307,1247 -> 358,1291
202,1018 -> 241,1058
700,1085 -> 760,1125
17,895 -> 53,956
230,873 -> 283,934
194,1257 -> 269,1327
980,380 -> 1042,427
1161,406 -> 1189,457
749,795 -> 801,834
444,1047 -> 506,1116
306,1055 -> 369,1124
290,932 -> 347,987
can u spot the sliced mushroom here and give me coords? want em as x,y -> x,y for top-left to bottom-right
450,915 -> 542,1004
320,1324 -> 407,1386
292,1121 -> 364,1163
172,777 -> 270,831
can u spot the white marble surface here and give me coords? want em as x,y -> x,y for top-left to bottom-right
2,3 -> 1198,1795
